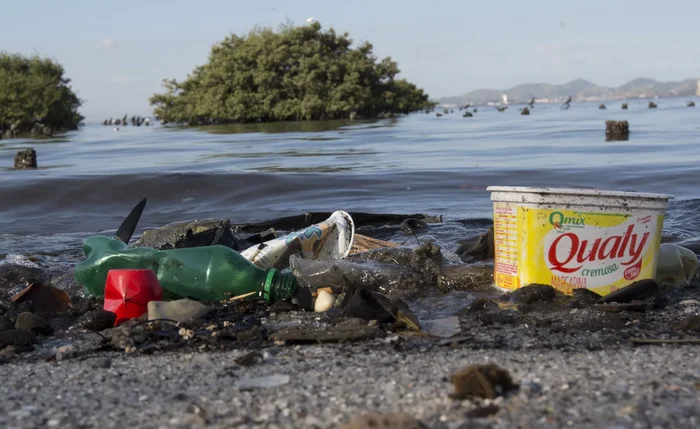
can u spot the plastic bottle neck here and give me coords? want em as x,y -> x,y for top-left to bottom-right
259,268 -> 298,302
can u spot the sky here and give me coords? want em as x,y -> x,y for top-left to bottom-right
2,0 -> 699,120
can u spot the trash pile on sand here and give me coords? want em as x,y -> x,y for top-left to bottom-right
2,187 -> 700,427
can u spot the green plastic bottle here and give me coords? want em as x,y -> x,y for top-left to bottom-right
74,235 -> 299,303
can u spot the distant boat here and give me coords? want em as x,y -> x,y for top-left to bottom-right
502,94 -> 508,105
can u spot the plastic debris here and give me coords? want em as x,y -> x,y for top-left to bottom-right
75,236 -> 306,305
420,316 -> 461,338
240,210 -> 355,270
655,243 -> 700,287
147,299 -> 211,323
103,269 -> 163,325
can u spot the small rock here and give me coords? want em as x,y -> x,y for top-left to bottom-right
570,288 -> 602,308
16,301 -> 34,314
502,284 -> 556,305
75,309 -> 117,331
335,412 -> 426,429
0,345 -> 16,359
88,357 -> 113,369
0,264 -> 46,292
69,295 -> 102,316
236,325 -> 263,342
0,299 -> 18,319
15,312 -> 53,335
449,363 -> 519,400
47,316 -> 74,333
234,351 -> 262,366
521,107 -> 530,115
0,329 -> 37,346
0,315 -> 14,331
55,345 -> 75,361
466,404 -> 501,418
13,148 -> 37,169
675,315 -> 700,331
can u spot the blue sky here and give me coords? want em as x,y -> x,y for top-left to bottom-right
3,0 -> 699,120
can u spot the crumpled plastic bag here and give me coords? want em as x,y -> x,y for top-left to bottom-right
655,243 -> 700,287
288,254 -> 412,298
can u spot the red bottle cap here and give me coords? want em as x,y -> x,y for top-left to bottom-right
104,269 -> 163,326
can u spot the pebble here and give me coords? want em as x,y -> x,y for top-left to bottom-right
55,345 -> 74,362
315,290 -> 336,313
88,357 -> 113,369
15,312 -> 53,335
235,351 -> 262,366
0,345 -> 16,359
75,309 -> 116,331
0,316 -> 14,331
0,329 -> 37,346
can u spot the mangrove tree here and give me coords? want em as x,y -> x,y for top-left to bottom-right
150,22 -> 434,124
0,52 -> 84,138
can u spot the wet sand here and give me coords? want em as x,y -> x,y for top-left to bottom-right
2,283 -> 700,429
1,343 -> 699,429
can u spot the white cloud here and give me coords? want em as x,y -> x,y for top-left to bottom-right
96,38 -> 114,49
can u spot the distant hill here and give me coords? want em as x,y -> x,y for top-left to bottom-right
439,77 -> 698,106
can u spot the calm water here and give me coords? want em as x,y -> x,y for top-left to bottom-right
1,98 -> 700,263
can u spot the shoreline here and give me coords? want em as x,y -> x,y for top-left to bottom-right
2,277 -> 700,428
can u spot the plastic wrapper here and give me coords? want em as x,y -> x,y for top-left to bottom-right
655,243 -> 700,287
241,210 -> 355,270
289,254 -> 411,299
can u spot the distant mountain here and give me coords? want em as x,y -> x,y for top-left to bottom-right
439,77 -> 698,106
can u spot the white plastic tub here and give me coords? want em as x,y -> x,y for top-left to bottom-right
486,186 -> 673,296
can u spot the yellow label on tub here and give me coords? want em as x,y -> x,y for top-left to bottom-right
493,204 -> 664,296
